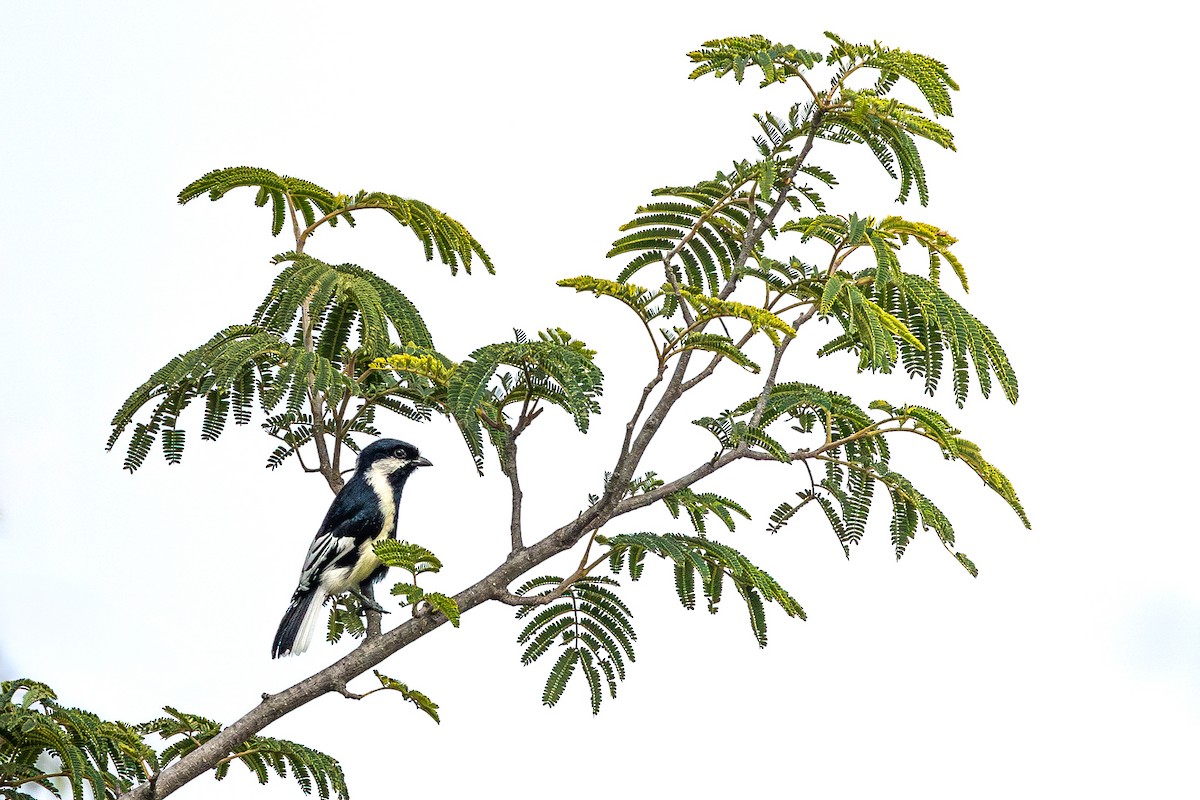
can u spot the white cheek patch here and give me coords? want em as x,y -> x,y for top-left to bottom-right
364,460 -> 400,540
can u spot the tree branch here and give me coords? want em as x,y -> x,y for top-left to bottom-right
286,192 -> 341,494
503,431 -> 524,553
117,501 -> 606,800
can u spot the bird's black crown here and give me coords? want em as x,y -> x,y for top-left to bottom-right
356,438 -> 428,470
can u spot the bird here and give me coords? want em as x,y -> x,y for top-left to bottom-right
272,438 -> 432,658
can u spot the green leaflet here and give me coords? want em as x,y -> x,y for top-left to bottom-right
106,325 -> 355,471
663,487 -> 752,535
783,213 -> 966,292
687,34 -> 959,204
1,678 -> 156,800
325,594 -> 367,644
373,540 -> 443,576
671,333 -> 761,372
423,593 -> 462,628
608,167 -> 776,295
373,541 -> 461,626
687,35 -> 823,87
676,288 -> 796,345
780,213 -> 1013,403
446,329 -> 603,472
514,576 -> 636,715
141,708 -> 348,800
0,679 -> 348,800
746,389 -> 1026,569
947,436 -> 1029,528
107,245 -> 457,470
368,349 -> 454,386
556,275 -> 658,320
818,34 -> 959,205
179,166 -> 492,274
264,252 -> 434,351
372,671 -> 440,724
819,93 -> 950,206
875,274 -> 1018,405
600,533 -> 805,647
694,411 -> 791,462
179,166 -> 340,237
262,409 -> 383,472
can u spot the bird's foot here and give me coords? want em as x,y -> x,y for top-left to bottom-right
351,588 -> 390,614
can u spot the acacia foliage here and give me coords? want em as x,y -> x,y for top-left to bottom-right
56,29 -> 1030,800
538,31 -> 1026,709
0,679 -> 347,800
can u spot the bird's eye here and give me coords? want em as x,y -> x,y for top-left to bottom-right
394,449 -> 406,459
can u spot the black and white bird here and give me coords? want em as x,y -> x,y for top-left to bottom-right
271,438 -> 432,658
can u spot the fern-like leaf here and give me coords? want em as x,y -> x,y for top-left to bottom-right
139,707 -> 348,800
598,533 -> 805,647
446,330 -> 603,472
514,576 -> 636,715
687,35 -> 823,87
179,167 -> 492,273
372,671 -> 441,724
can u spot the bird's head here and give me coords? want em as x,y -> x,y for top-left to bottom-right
355,438 -> 433,482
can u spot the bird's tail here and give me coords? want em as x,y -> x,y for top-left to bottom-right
272,587 -> 328,658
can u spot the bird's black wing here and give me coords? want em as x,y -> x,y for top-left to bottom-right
293,480 -> 384,593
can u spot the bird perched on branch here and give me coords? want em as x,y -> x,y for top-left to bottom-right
272,438 -> 432,658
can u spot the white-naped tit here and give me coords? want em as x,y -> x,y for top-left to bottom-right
272,438 -> 432,658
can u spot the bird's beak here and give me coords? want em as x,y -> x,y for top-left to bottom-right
414,456 -> 433,468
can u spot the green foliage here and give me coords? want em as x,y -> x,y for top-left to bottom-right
687,35 -> 823,87
819,33 -> 959,205
821,91 -> 951,205
687,33 -> 958,205
422,593 -> 462,627
388,584 -> 460,628
676,288 -> 796,345
870,402 -> 1029,527
373,541 -> 461,626
822,32 -> 958,117
178,166 -> 343,237
96,31 -> 1026,794
325,594 -> 368,645
109,166 -> 495,471
179,166 -> 492,274
693,411 -> 792,462
555,277 -> 789,364
371,672 -> 441,724
728,384 -> 1023,572
373,540 -> 443,576
0,680 -> 346,800
607,164 -> 789,298
602,533 -> 805,647
778,213 -> 1016,405
663,488 -> 751,535
602,78 -> 839,308
556,276 -> 659,320
671,332 -> 761,373
873,273 -> 1017,406
514,576 -> 636,715
107,324 -> 348,471
1,678 -> 154,800
139,708 -> 347,800
445,329 -> 603,472
262,409 -> 387,472
261,252 -> 434,350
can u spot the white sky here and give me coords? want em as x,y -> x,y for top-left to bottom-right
1,2 -> 1197,798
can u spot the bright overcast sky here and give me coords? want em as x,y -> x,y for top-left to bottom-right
1,2 -> 1195,798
